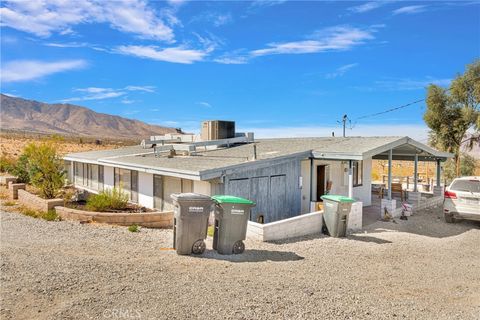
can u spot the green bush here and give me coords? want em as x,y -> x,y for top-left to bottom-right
86,188 -> 128,212
0,152 -> 15,173
42,209 -> 59,221
23,142 -> 65,199
128,224 -> 139,232
10,154 -> 30,183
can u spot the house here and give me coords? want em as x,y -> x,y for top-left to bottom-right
64,133 -> 451,224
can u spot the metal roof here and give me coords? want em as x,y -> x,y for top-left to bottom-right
64,136 -> 453,180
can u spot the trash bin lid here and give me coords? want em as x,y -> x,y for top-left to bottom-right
212,195 -> 255,205
320,195 -> 355,203
171,193 -> 212,201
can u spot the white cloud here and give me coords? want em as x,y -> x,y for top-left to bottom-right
121,99 -> 136,104
192,11 -> 233,27
1,59 -> 86,83
393,5 -> 427,15
62,85 -> 155,102
0,0 -> 174,41
348,2 -> 385,13
249,0 -> 288,8
250,25 -> 378,57
125,85 -> 156,93
214,56 -> 249,65
44,42 -> 90,48
197,101 -> 212,108
62,91 -> 126,103
325,63 -> 359,79
238,124 -> 429,141
115,45 -> 211,64
372,77 -> 451,91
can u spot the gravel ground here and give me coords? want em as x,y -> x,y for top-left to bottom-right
1,206 -> 479,320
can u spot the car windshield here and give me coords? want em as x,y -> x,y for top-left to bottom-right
450,180 -> 480,193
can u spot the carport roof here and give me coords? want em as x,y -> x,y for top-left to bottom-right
64,136 -> 453,180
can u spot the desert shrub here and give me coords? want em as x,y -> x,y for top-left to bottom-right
42,210 -> 59,221
2,200 -> 16,206
22,142 -> 65,199
86,188 -> 128,212
9,154 -> 30,183
128,224 -> 139,232
0,152 -> 15,173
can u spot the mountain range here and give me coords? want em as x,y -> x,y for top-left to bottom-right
0,94 -> 177,140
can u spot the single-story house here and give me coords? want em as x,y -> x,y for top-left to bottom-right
64,135 -> 451,223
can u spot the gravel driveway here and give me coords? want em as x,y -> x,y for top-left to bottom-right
1,207 -> 479,320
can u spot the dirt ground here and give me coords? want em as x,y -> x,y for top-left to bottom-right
0,204 -> 479,320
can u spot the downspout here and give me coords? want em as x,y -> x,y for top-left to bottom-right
309,157 -> 314,202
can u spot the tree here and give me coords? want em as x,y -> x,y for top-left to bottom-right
23,142 -> 65,199
443,153 -> 478,183
424,60 -> 480,176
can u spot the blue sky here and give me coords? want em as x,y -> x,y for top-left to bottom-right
1,0 -> 479,140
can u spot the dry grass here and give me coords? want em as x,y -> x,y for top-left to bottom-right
0,131 -> 135,158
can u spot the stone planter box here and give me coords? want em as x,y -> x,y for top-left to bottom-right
55,206 -> 174,228
17,189 -> 64,212
0,175 -> 17,187
8,183 -> 26,200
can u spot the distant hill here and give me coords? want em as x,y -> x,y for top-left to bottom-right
0,94 -> 178,140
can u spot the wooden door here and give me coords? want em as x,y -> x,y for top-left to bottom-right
317,165 -> 326,201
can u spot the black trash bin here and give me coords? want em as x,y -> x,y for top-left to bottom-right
171,193 -> 213,255
211,195 -> 255,255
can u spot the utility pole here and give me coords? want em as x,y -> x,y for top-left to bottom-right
342,114 -> 347,137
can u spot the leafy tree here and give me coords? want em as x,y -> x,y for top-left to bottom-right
443,153 -> 478,183
424,60 -> 480,176
23,142 -> 65,199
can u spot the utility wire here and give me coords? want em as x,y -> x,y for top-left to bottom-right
351,75 -> 480,123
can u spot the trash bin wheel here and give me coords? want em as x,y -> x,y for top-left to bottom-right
232,240 -> 245,254
192,240 -> 206,254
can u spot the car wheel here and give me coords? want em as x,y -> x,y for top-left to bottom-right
444,212 -> 456,223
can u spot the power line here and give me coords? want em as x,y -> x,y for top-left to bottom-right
351,75 -> 480,123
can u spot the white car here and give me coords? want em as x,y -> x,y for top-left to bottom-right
444,176 -> 480,223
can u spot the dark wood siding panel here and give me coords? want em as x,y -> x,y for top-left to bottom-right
250,176 -> 269,222
270,175 -> 287,222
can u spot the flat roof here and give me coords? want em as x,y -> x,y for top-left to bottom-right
64,136 -> 453,180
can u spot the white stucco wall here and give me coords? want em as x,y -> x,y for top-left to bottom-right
300,158 -> 372,210
104,166 -> 115,190
193,180 -> 211,195
138,172 -> 154,209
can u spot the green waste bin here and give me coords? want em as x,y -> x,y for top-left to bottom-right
211,195 -> 255,255
320,195 -> 355,237
171,193 -> 213,255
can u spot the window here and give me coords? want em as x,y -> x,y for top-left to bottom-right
114,168 -> 138,203
353,161 -> 363,187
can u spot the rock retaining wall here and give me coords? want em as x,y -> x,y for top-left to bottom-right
17,189 -> 64,212
55,206 -> 174,228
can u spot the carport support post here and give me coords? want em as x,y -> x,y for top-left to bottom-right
436,159 -> 441,187
414,154 -> 418,192
388,149 -> 392,200
348,160 -> 353,198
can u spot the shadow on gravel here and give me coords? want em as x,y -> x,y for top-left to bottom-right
346,235 -> 392,244
194,249 -> 305,263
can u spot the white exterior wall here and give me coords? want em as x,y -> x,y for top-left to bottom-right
353,157 -> 372,206
300,158 -> 372,211
138,172 -> 154,209
193,180 -> 211,196
104,166 -> 115,190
